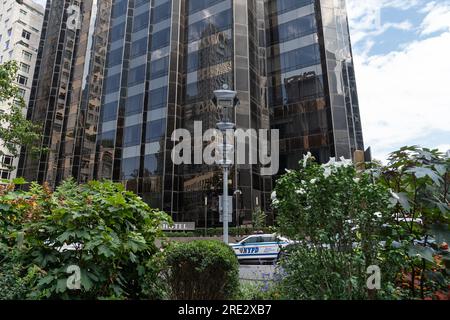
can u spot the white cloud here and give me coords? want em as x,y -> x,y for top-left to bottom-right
419,1 -> 450,35
354,32 -> 450,160
347,1 -> 450,161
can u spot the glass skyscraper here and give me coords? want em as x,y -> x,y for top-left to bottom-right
19,0 -> 364,226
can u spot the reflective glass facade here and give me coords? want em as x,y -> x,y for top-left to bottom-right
267,0 -> 364,171
20,0 -> 364,226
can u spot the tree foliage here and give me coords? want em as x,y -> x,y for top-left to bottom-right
0,179 -> 171,299
273,147 -> 450,300
273,154 -> 396,299
0,61 -> 43,164
377,146 -> 450,299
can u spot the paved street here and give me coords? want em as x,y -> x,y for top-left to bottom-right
239,264 -> 277,282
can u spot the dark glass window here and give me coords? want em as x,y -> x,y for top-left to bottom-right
128,66 -> 146,86
133,11 -> 149,32
107,47 -> 123,67
102,101 -> 118,121
144,154 -> 159,176
121,156 -> 140,179
148,87 -> 167,110
268,14 -> 316,45
153,1 -> 171,24
151,29 -> 170,50
124,124 -> 142,147
130,37 -> 148,58
146,119 -> 165,142
99,130 -> 116,148
150,56 -> 169,79
269,43 -> 320,74
188,10 -> 232,42
104,73 -> 121,94
268,0 -> 314,15
110,22 -> 125,42
125,94 -> 144,116
188,0 -> 224,14
112,0 -> 128,18
135,0 -> 150,8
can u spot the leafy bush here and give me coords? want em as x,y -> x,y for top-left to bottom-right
252,208 -> 267,230
0,179 -> 171,300
238,281 -> 282,300
377,146 -> 450,299
163,240 -> 239,300
273,154 -> 400,299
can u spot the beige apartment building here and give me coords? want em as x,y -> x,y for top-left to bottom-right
0,0 -> 44,180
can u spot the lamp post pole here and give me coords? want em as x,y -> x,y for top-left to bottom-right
204,195 -> 208,237
214,85 -> 238,245
234,189 -> 242,236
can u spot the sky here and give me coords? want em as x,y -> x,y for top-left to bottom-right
31,0 -> 450,161
346,0 -> 450,161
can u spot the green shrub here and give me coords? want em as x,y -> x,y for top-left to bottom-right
163,240 -> 239,300
0,179 -> 171,300
239,281 -> 282,300
273,155 -> 400,300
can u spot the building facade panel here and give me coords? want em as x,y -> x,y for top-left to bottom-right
20,0 -> 364,226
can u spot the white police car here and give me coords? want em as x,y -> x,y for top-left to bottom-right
229,234 -> 292,262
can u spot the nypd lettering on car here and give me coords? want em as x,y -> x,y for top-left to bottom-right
229,234 -> 292,261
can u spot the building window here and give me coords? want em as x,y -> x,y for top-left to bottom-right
0,169 -> 11,180
123,125 -> 142,147
2,155 -> 13,167
17,75 -> 28,86
20,62 -> 30,73
22,50 -> 32,61
146,119 -> 166,142
22,30 -> 31,40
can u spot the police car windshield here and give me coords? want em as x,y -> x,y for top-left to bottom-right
242,236 -> 276,244
242,236 -> 263,244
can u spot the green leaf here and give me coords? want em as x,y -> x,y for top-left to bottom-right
38,275 -> 55,287
12,177 -> 27,185
406,167 -> 443,185
80,270 -> 94,291
98,244 -> 114,257
408,245 -> 435,263
429,224 -> 450,244
56,279 -> 68,293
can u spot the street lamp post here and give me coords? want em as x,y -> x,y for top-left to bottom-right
234,189 -> 242,236
214,85 -> 238,244
204,195 -> 208,237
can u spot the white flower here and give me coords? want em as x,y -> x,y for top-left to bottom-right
296,189 -> 306,195
374,212 -> 382,218
339,156 -> 353,167
302,152 -> 312,168
353,178 -> 360,183
323,167 -> 332,178
285,168 -> 292,174
310,179 -> 317,184
390,190 -> 400,200
271,191 -> 277,201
